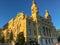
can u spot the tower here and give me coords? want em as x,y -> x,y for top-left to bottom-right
31,0 -> 38,21
45,10 -> 51,21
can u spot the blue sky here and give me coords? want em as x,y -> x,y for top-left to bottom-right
0,0 -> 60,29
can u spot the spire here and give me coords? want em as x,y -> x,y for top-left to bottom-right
32,0 -> 36,4
45,10 -> 49,18
32,0 -> 34,3
31,0 -> 38,14
31,0 -> 38,21
46,10 -> 49,13
31,0 -> 37,7
45,10 -> 51,21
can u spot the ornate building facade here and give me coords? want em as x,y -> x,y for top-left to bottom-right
2,0 -> 57,45
56,29 -> 60,38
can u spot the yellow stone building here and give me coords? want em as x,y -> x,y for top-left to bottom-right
2,0 -> 58,45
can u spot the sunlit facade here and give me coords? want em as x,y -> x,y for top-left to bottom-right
2,0 -> 58,45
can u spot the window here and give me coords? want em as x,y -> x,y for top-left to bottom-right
43,26 -> 46,36
38,20 -> 40,23
34,30 -> 36,35
28,21 -> 30,25
43,27 -> 45,32
40,39 -> 43,45
33,22 -> 35,26
29,38 -> 31,41
46,27 -> 48,36
49,39 -> 50,44
28,29 -> 31,35
39,30 -> 41,35
49,29 -> 51,37
38,27 -> 40,35
51,39 -> 53,43
45,39 -> 47,44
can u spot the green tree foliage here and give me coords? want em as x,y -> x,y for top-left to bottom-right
0,28 -> 2,30
1,35 -> 5,43
0,28 -> 5,43
16,32 -> 25,45
7,31 -> 13,43
0,33 -> 5,43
